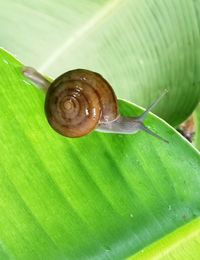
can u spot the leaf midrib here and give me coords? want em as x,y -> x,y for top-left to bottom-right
38,0 -> 123,72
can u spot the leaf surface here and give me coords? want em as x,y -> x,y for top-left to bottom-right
0,49 -> 200,259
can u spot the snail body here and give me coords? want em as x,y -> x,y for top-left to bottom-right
22,67 -> 168,142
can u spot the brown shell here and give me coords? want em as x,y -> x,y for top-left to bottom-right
45,69 -> 119,137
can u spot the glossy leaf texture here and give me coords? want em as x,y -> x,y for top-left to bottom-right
1,0 -> 200,125
131,218 -> 200,259
0,49 -> 200,259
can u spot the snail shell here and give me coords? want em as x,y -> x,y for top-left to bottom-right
45,69 -> 119,137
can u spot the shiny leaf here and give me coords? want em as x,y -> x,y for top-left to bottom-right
0,49 -> 200,259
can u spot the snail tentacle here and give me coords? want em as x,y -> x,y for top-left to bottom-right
137,89 -> 168,122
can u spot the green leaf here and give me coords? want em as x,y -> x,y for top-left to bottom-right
130,218 -> 200,259
0,48 -> 200,259
1,1 -> 200,125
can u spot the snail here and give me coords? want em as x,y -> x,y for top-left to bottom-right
22,67 -> 168,142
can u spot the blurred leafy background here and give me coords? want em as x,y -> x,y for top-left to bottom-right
0,0 -> 200,259
1,0 -> 200,126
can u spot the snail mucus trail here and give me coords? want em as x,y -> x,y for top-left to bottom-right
22,67 -> 168,142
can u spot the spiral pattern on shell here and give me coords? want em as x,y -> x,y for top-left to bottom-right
45,69 -> 119,137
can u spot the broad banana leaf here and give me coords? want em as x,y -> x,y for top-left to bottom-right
0,49 -> 199,259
